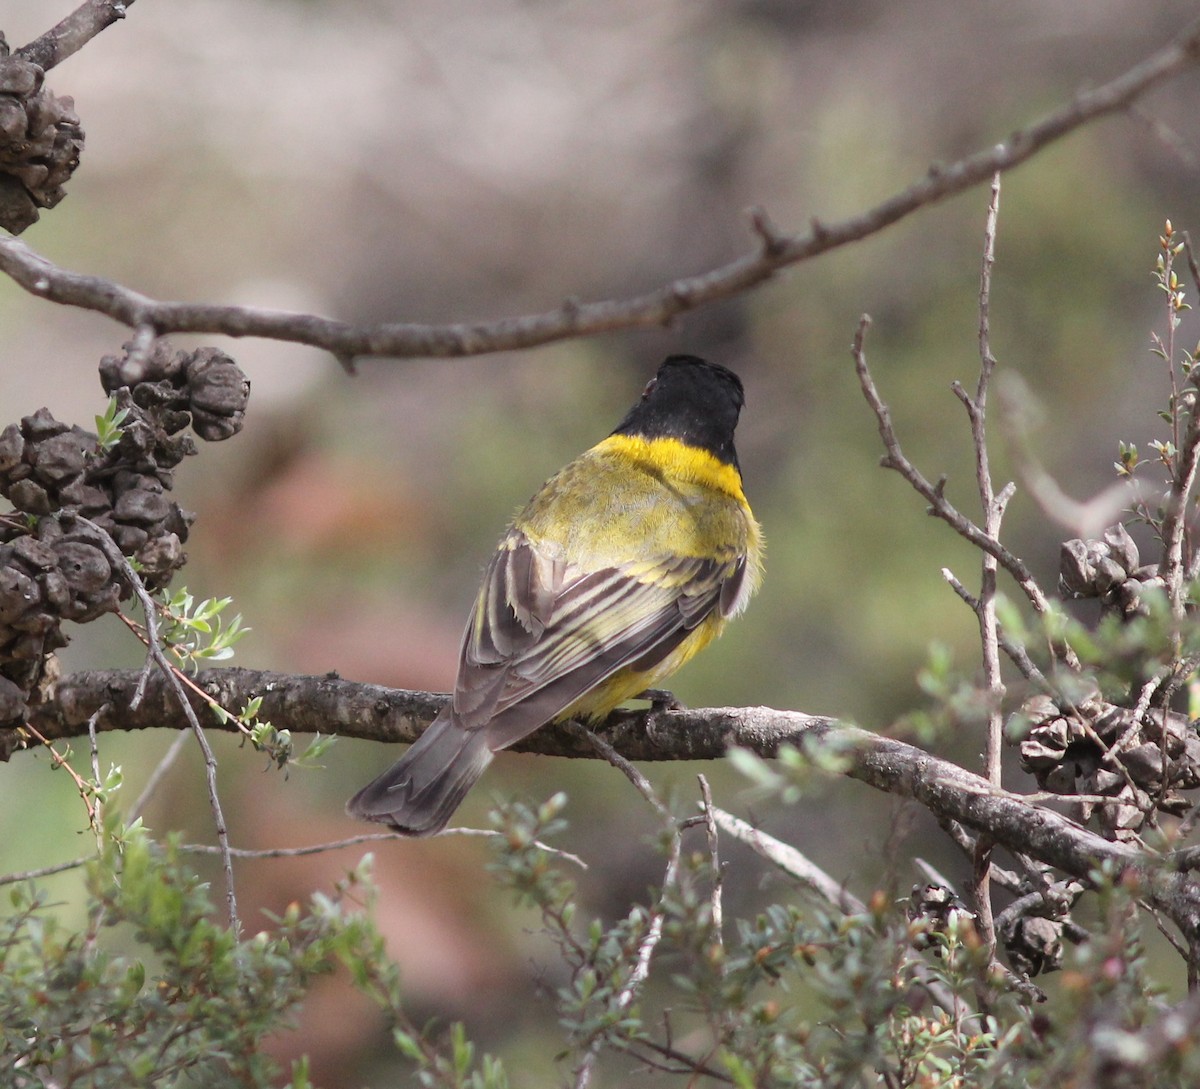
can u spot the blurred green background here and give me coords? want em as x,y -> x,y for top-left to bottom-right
3,0 -> 1200,1083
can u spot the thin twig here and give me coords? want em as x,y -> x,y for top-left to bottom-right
0,855 -> 89,887
1144,901 -> 1192,962
428,827 -> 589,869
997,382 -> 1144,540
86,704 -> 104,787
569,722 -> 673,823
969,173 -> 1007,789
127,729 -> 190,821
1017,791 -> 1128,806
941,568 -> 1050,689
1131,105 -> 1200,171
610,1036 -> 734,1085
697,774 -> 724,949
954,174 -> 1006,960
1,21 -> 1199,364
22,721 -> 97,827
178,828 -> 588,869
914,856 -> 962,896
1183,230 -> 1200,585
711,808 -> 863,915
85,702 -> 108,852
1158,314 -> 1200,622
852,316 -> 1073,675
75,517 -> 241,936
1182,232 -> 1200,303
0,828 -> 586,891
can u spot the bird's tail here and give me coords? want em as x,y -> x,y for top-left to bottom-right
345,713 -> 494,837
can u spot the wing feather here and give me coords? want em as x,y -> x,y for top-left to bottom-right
452,530 -> 740,751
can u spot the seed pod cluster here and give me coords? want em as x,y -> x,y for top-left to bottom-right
0,340 -> 249,729
99,343 -> 250,442
1016,694 -> 1200,840
0,516 -> 117,698
0,43 -> 84,234
1059,523 -> 1163,619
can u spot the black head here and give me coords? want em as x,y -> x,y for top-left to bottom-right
611,355 -> 746,468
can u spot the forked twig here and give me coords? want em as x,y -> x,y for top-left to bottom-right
852,317 -> 1051,616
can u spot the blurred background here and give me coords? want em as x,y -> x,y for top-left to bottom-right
2,0 -> 1200,1083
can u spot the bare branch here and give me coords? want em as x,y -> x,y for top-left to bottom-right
970,175 -> 1007,785
941,567 -> 1050,689
959,173 -> 1006,960
0,854 -> 89,887
1,21 -> 1198,363
15,0 -> 136,72
0,828 -> 587,893
697,774 -> 724,948
711,807 -> 863,915
569,720 -> 673,823
1132,105 -> 1200,172
19,664 -> 1200,942
996,378 -> 1144,540
1150,221 -> 1200,619
127,728 -> 190,822
18,665 -> 828,758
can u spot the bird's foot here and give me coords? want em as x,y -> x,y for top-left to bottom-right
637,687 -> 686,712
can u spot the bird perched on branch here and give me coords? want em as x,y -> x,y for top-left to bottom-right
347,354 -> 762,835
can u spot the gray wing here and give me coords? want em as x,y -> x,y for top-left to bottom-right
453,530 -> 740,751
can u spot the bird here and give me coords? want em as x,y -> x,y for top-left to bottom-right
346,354 -> 763,835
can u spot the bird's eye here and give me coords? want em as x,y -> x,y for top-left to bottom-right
641,378 -> 658,400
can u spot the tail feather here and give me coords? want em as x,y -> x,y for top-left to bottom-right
346,713 -> 494,837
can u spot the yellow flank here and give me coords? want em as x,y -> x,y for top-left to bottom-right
509,431 -> 763,723
561,612 -> 727,722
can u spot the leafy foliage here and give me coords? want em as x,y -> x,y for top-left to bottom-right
156,587 -> 250,669
1,823 -> 388,1088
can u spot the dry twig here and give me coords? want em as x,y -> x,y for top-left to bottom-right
75,517 -> 241,936
14,0 -> 135,72
569,724 -> 682,1089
